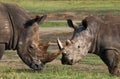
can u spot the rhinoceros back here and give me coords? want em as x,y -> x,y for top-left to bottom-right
0,3 -> 30,49
0,3 -> 12,44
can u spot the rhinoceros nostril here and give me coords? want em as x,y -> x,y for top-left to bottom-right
31,63 -> 44,70
34,64 -> 39,68
70,59 -> 73,63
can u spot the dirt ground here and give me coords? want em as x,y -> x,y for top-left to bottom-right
30,11 -> 87,20
39,27 -> 73,42
30,10 -> 120,21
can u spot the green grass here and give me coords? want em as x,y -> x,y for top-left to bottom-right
0,0 -> 120,14
40,22 -> 67,27
0,51 -> 120,79
80,54 -> 104,65
0,63 -> 119,79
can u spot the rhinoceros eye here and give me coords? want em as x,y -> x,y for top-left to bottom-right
78,45 -> 80,48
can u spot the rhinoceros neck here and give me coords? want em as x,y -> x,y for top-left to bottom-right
86,17 -> 103,54
2,3 -> 31,50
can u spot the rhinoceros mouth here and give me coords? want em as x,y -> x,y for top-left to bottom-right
27,47 -> 45,70
30,63 -> 44,70
29,58 -> 44,70
61,53 -> 73,65
17,44 -> 44,70
61,54 -> 80,65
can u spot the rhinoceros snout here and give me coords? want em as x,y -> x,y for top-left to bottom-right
61,54 -> 73,65
30,62 -> 44,70
61,58 -> 73,65
30,59 -> 44,70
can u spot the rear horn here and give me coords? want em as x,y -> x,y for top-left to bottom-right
66,40 -> 71,45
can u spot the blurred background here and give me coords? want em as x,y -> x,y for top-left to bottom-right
1,0 -> 120,20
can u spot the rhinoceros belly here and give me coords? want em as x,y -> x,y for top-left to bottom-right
0,3 -> 12,43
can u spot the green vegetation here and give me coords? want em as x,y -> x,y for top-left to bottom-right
0,52 -> 120,79
0,64 -> 113,79
0,0 -> 120,14
80,54 -> 104,65
41,21 -> 67,27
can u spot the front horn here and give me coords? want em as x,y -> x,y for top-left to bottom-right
57,38 -> 63,50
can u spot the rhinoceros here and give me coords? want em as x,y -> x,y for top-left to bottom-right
0,3 -> 60,70
57,16 -> 120,75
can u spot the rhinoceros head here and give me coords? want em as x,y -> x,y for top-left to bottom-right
17,15 -> 47,70
17,15 -> 61,70
57,19 -> 93,65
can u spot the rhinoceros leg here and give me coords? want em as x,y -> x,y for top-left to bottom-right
100,50 -> 120,75
0,44 -> 5,59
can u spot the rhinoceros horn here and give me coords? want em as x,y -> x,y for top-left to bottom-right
66,39 -> 71,45
38,42 -> 61,64
57,38 -> 63,50
41,51 -> 61,64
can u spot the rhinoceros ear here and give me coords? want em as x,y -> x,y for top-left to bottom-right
82,19 -> 88,29
34,15 -> 47,24
67,19 -> 77,29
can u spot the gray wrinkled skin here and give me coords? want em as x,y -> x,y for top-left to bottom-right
63,29 -> 92,64
58,18 -> 94,65
58,16 -> 120,75
0,3 -> 61,70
